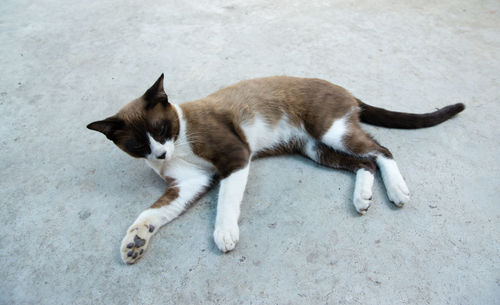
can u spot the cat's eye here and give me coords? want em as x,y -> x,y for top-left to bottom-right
159,124 -> 167,136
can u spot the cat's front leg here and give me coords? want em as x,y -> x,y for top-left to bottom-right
121,170 -> 212,264
213,164 -> 250,252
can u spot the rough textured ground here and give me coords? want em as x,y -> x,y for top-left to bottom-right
1,1 -> 499,304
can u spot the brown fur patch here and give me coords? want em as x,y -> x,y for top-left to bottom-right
180,101 -> 251,178
150,177 -> 180,208
150,175 -> 218,208
253,138 -> 306,158
314,143 -> 377,173
343,118 -> 393,158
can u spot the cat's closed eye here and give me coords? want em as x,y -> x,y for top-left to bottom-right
128,142 -> 147,151
159,124 -> 168,136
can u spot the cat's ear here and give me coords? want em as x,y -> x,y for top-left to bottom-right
143,73 -> 169,109
87,117 -> 124,140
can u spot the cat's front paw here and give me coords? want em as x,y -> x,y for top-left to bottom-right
120,223 -> 156,264
386,180 -> 410,207
213,224 -> 239,253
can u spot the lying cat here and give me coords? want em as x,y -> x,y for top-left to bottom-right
87,74 -> 464,264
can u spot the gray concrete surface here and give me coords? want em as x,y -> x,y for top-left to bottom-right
1,0 -> 499,304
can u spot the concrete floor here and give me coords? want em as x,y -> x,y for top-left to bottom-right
1,0 -> 499,304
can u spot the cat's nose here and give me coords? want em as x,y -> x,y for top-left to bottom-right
157,152 -> 166,159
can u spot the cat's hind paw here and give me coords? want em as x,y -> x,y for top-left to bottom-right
120,223 -> 155,264
213,225 -> 239,253
353,193 -> 372,215
386,180 -> 410,207
353,168 -> 374,215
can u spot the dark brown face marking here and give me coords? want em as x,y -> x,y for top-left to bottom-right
133,235 -> 146,247
87,74 -> 180,159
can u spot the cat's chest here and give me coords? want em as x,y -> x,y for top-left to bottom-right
173,144 -> 214,170
145,145 -> 214,180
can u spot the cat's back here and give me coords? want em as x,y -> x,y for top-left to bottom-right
207,76 -> 343,103
179,76 -> 356,141
186,76 -> 354,121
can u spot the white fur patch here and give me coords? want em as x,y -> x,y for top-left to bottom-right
213,164 -> 250,252
146,133 -> 175,161
303,140 -> 317,160
241,114 -> 311,154
321,116 -> 348,151
353,168 -> 374,214
376,156 -> 410,206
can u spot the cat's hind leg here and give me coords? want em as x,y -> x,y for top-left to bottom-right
303,141 -> 377,214
374,155 -> 410,207
321,120 -> 410,207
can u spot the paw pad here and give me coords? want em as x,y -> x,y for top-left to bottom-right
120,223 -> 155,264
134,235 -> 146,247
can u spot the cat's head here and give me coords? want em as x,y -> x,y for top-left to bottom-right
87,74 -> 179,161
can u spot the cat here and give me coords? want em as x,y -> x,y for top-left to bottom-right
87,74 -> 464,264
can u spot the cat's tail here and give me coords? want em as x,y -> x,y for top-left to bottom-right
356,98 -> 465,129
